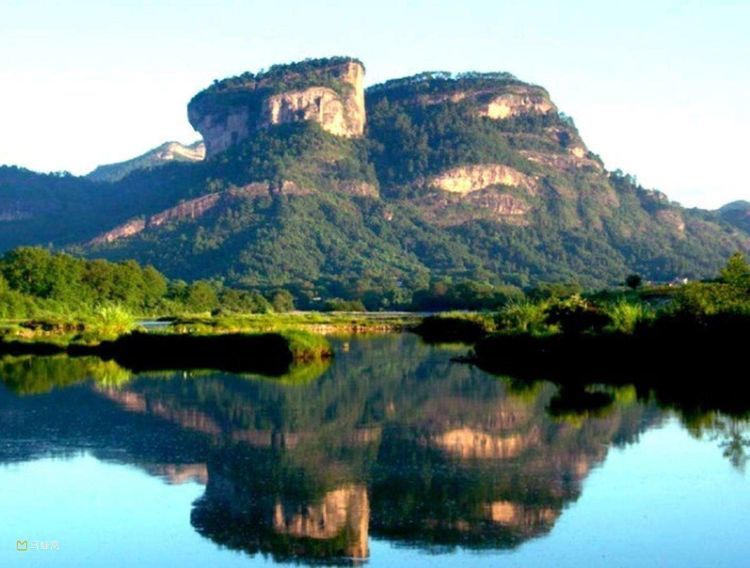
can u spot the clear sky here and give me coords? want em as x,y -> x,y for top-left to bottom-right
1,0 -> 747,209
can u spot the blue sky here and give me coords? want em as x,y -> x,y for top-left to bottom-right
0,0 -> 747,208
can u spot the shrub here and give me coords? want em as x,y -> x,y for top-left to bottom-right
545,296 -> 611,335
605,301 -> 653,334
322,298 -> 366,312
90,304 -> 137,336
625,274 -> 643,290
496,301 -> 549,334
414,313 -> 492,343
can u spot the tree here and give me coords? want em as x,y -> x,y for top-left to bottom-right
185,281 -> 218,313
218,289 -> 271,313
271,290 -> 295,312
719,252 -> 750,287
167,280 -> 189,303
625,274 -> 643,290
141,266 -> 168,308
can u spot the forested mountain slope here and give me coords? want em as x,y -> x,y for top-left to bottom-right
0,57 -> 746,303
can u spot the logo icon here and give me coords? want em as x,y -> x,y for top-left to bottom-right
16,540 -> 28,552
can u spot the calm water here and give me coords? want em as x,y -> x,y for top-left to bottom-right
0,334 -> 748,567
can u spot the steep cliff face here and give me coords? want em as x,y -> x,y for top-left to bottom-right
273,485 -> 370,558
189,109 -> 251,159
260,61 -> 365,136
477,84 -> 556,119
430,164 -> 538,194
416,190 -> 532,227
427,427 -> 541,459
188,58 -> 365,158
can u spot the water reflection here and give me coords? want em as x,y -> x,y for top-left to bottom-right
0,334 -> 746,564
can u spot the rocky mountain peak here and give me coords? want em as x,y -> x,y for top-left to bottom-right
188,57 -> 366,158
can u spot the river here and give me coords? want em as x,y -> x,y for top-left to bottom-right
0,334 -> 748,567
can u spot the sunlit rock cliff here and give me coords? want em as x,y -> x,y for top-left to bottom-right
188,57 -> 366,157
87,141 -> 205,182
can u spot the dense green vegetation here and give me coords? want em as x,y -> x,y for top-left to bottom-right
719,200 -> 750,234
201,56 -> 363,96
1,245 -> 747,330
410,253 -> 750,344
463,253 -> 750,415
367,81 -> 564,193
0,246 -> 293,320
366,70 -> 524,100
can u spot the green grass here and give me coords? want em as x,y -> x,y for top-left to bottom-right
168,312 -> 419,335
88,304 -> 138,337
280,330 -> 333,361
495,300 -> 551,335
604,300 -> 655,334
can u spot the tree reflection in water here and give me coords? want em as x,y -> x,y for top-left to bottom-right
0,334 -> 747,563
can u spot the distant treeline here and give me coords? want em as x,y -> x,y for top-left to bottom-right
0,245 -> 559,316
0,246 -> 747,319
418,252 -> 750,345
0,247 -> 294,318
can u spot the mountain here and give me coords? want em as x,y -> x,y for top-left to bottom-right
719,200 -> 750,233
0,56 -> 747,304
86,141 -> 205,183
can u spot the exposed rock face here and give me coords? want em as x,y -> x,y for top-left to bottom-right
149,192 -> 222,230
189,60 -> 365,158
570,146 -> 586,158
155,141 -> 205,161
521,149 -> 602,173
261,62 -> 365,136
478,85 -> 556,119
0,203 -> 34,221
89,193 -> 220,246
470,191 -> 531,217
428,427 -> 540,459
146,463 -> 209,485
88,180 -> 313,245
273,485 -> 370,559
87,141 -> 205,183
485,501 -> 558,528
189,109 -> 251,159
97,387 -> 222,435
389,81 -> 555,121
430,164 -> 537,194
91,218 -> 147,244
417,190 -> 532,227
657,209 -> 686,236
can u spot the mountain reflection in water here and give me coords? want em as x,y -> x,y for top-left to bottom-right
0,334 -> 745,565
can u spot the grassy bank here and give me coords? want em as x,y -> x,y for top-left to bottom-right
0,328 -> 332,376
167,311 -> 420,335
470,311 -> 750,417
77,331 -> 332,374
